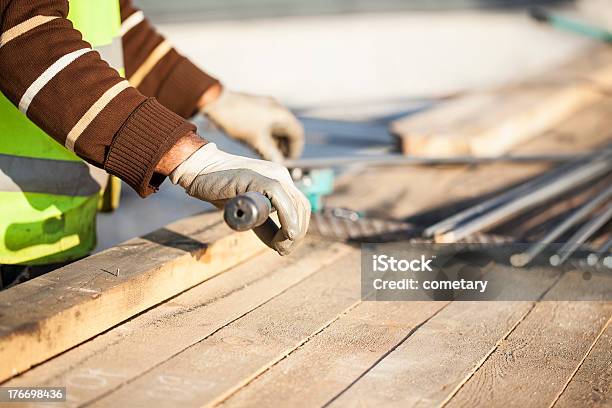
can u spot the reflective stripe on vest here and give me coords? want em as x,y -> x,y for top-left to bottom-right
0,0 -> 123,265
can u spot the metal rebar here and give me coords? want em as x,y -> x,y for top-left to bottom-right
510,185 -> 612,267
550,203 -> 612,266
587,236 -> 612,266
435,156 -> 612,243
423,159 -> 587,238
284,152 -> 588,170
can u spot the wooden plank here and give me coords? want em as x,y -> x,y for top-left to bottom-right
331,99 -> 612,223
0,211 -> 268,382
3,238 -> 351,407
390,46 -> 612,157
554,321 -> 612,408
327,265 -> 560,407
219,300 -> 449,408
445,272 -> 612,408
88,251 -> 362,408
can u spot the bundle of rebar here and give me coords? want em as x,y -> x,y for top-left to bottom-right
424,150 -> 612,267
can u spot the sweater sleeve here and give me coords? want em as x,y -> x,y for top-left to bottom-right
0,0 -> 195,197
119,0 -> 220,119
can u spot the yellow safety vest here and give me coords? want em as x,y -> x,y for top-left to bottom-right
0,0 -> 124,265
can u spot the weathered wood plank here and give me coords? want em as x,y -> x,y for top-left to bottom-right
89,251 -> 361,407
3,238 -> 350,407
554,320 -> 612,408
331,98 -> 612,224
445,272 -> 612,408
219,300 -> 449,408
0,211 -> 267,382
391,46 -> 612,157
327,266 -> 560,407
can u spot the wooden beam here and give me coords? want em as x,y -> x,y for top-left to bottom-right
0,211 -> 268,382
391,46 -> 612,157
2,238 -> 351,407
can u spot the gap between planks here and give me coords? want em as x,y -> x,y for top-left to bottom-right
438,271 -> 567,407
206,301 -> 363,408
319,302 -> 451,408
548,316 -> 612,408
443,271 -> 612,408
84,253 -> 365,407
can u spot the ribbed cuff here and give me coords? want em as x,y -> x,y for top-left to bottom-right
157,57 -> 220,119
105,98 -> 196,197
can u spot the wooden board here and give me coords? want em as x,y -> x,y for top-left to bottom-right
87,252 -> 363,407
218,301 -> 449,408
445,271 -> 612,407
327,265 -> 561,407
390,46 -> 612,157
0,211 -> 267,382
2,238 -> 351,407
554,321 -> 612,408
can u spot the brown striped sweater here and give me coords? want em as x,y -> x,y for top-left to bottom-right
0,0 -> 219,196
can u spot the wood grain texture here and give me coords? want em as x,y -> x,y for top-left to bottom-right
445,271 -> 612,408
219,300 -> 449,408
554,320 -> 612,408
0,211 -> 267,382
328,266 -> 561,407
3,56 -> 612,405
2,238 -> 350,407
391,46 -> 612,157
88,251 -> 362,408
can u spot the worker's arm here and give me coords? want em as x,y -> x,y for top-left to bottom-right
119,0 -> 220,119
0,0 -> 309,254
0,0 -> 196,197
119,0 -> 304,162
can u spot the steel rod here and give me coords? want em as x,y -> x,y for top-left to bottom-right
550,203 -> 612,266
284,152 -> 589,170
510,184 -> 612,267
587,235 -> 612,266
435,156 -> 612,243
423,159 -> 587,237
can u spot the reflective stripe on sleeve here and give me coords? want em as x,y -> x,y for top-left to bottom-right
0,16 -> 59,49
128,40 -> 171,87
65,80 -> 130,151
120,10 -> 145,36
18,48 -> 93,114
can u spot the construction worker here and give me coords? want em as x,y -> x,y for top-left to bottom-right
0,0 -> 310,288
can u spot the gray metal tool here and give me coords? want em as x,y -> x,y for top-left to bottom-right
224,192 -> 272,231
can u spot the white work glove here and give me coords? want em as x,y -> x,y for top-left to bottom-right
201,90 -> 304,163
170,143 -> 310,255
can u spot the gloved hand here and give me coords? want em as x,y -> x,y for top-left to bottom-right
201,90 -> 304,163
170,143 -> 310,255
